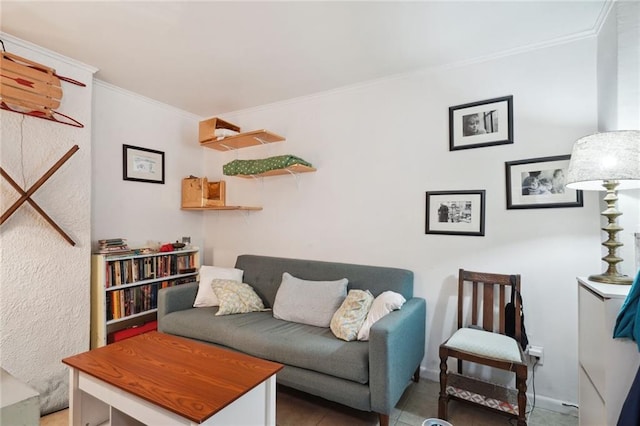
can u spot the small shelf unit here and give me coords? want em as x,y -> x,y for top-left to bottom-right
233,164 -> 317,179
181,206 -> 262,211
200,130 -> 285,151
90,248 -> 200,348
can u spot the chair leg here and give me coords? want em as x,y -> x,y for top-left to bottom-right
378,413 -> 389,426
438,351 -> 449,420
516,365 -> 528,426
413,366 -> 420,383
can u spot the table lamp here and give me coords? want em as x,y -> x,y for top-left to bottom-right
566,130 -> 640,284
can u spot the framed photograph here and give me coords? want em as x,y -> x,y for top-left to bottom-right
505,155 -> 583,209
123,144 -> 165,184
449,95 -> 513,151
425,190 -> 486,236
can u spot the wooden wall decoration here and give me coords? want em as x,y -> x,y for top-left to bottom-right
0,50 -> 86,127
1,145 -> 80,246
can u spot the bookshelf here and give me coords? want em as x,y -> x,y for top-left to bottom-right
90,248 -> 200,348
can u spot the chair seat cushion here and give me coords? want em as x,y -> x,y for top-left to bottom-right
444,328 -> 523,362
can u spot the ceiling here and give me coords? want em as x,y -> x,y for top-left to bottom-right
1,1 -> 608,117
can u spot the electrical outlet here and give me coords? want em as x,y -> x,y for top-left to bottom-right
528,345 -> 544,366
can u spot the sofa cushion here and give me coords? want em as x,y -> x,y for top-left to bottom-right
161,309 -> 369,384
330,289 -> 374,341
212,280 -> 266,315
272,272 -> 348,327
193,266 -> 244,307
357,291 -> 406,341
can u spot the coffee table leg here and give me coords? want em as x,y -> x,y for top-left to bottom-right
265,376 -> 277,426
68,368 -> 81,426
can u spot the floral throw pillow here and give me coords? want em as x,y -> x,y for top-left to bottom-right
330,289 -> 374,341
211,279 -> 267,316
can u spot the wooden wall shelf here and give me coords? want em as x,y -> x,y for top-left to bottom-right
200,130 -> 285,151
234,164 -> 317,179
181,206 -> 262,211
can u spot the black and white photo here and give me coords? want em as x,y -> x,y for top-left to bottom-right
450,96 -> 513,151
506,155 -> 583,209
426,190 -> 485,236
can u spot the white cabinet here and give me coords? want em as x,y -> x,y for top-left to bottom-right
578,277 -> 640,425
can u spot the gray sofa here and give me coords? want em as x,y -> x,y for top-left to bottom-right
157,254 -> 426,426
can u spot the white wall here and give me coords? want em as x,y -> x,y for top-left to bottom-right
201,37 -> 601,410
597,1 -> 640,275
91,82 -> 204,249
0,34 -> 95,414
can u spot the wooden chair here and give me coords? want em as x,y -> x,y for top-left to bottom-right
438,269 -> 528,426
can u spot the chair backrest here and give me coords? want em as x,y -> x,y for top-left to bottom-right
457,268 -> 522,343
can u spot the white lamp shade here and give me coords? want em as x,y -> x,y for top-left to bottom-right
566,130 -> 640,191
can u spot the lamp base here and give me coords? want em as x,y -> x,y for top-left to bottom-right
588,273 -> 633,285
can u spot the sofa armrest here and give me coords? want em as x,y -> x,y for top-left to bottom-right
157,282 -> 198,326
369,297 -> 426,414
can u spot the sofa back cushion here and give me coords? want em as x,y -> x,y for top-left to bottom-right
235,255 -> 414,308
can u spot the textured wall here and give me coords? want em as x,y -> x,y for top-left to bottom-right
0,34 -> 95,414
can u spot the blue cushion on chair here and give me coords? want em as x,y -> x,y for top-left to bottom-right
444,328 -> 522,362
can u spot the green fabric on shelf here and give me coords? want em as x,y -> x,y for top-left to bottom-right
223,155 -> 312,176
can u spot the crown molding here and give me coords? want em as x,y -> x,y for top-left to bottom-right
0,32 -> 98,74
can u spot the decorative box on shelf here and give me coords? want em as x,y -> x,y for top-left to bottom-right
198,117 -> 240,144
181,177 -> 226,208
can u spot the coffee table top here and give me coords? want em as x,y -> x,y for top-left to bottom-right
62,331 -> 283,423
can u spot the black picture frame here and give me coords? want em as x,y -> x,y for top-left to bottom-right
123,144 -> 165,184
505,155 -> 583,209
449,95 -> 513,151
425,190 -> 486,236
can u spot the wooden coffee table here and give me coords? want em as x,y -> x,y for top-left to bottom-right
62,331 -> 283,425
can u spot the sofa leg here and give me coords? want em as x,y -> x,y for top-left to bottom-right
378,413 -> 389,426
413,366 -> 420,382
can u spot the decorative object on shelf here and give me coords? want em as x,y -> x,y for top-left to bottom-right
122,144 -> 165,184
0,46 -> 86,127
425,190 -> 486,236
449,95 -> 513,151
198,117 -> 285,151
198,117 -> 241,144
223,155 -> 315,177
0,144 -> 79,245
96,238 -> 130,254
566,130 -> 640,285
505,155 -> 583,209
181,176 -> 225,207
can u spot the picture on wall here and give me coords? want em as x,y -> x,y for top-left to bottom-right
123,144 -> 165,184
505,155 -> 583,209
449,95 -> 513,151
425,190 -> 486,236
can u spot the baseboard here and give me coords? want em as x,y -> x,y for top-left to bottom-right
419,366 -> 579,417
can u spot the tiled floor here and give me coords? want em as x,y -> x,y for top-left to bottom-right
41,379 -> 578,426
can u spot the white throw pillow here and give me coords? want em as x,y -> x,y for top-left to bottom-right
272,272 -> 348,327
330,289 -> 374,341
357,291 -> 406,341
193,265 -> 244,307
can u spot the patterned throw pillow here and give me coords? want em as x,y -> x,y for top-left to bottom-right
211,279 -> 266,316
330,289 -> 374,341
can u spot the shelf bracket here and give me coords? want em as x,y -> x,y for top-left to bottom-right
253,136 -> 268,145
285,168 -> 301,189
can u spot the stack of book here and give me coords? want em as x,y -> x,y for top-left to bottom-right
96,238 -> 130,254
